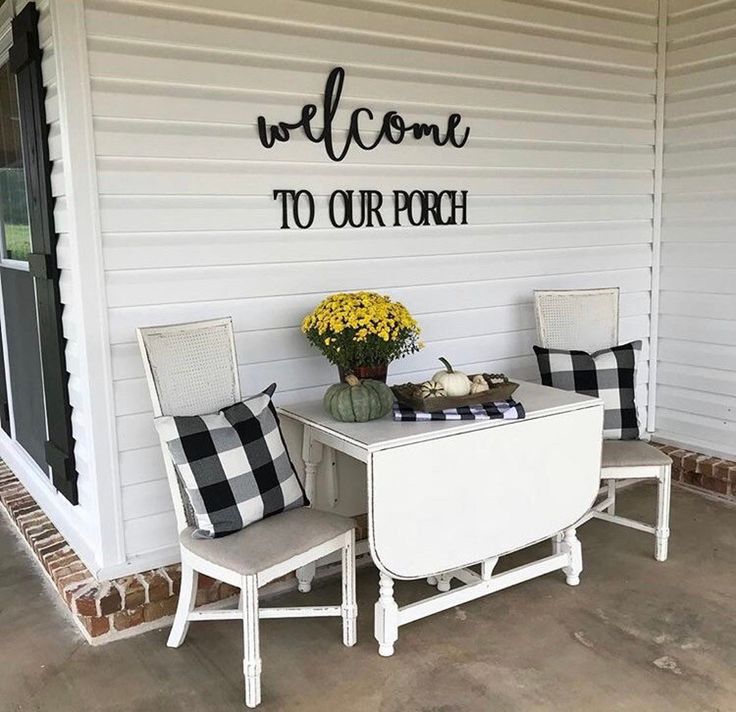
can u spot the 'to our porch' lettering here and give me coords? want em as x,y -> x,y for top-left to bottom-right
273,189 -> 468,229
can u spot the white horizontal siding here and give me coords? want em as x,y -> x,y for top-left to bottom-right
82,0 -> 658,563
658,1 -> 736,458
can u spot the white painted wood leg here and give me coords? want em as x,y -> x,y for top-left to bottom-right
551,532 -> 563,555
481,557 -> 498,580
242,575 -> 261,709
296,561 -> 317,593
374,573 -> 399,657
296,428 -> 323,593
655,465 -> 671,562
167,562 -> 197,648
562,528 -> 583,586
607,480 -> 616,515
341,530 -> 357,647
436,572 -> 452,592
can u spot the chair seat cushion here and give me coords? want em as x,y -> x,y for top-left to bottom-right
180,507 -> 355,575
602,440 -> 672,469
155,384 -> 307,539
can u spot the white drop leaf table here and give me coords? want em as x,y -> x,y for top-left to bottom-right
278,381 -> 603,656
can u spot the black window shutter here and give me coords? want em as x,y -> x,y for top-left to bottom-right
9,3 -> 78,504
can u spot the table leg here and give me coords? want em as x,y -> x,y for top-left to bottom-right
562,527 -> 582,586
374,573 -> 399,657
296,427 -> 323,593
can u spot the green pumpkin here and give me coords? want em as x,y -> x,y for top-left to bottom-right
323,374 -> 394,422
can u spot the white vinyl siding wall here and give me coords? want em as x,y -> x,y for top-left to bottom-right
658,0 -> 736,459
81,0 -> 659,567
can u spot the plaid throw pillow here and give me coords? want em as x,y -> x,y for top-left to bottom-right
533,341 -> 641,440
154,384 -> 307,538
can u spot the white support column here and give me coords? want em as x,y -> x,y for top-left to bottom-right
49,0 -> 125,575
647,0 -> 669,433
374,573 -> 399,657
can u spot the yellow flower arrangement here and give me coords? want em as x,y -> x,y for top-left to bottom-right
301,291 -> 422,369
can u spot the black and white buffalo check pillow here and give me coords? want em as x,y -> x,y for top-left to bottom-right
154,384 -> 307,538
533,341 -> 641,440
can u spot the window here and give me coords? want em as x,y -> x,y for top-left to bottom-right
0,60 -> 31,263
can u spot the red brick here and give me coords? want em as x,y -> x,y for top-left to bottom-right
63,579 -> 93,606
37,541 -> 68,570
74,588 -> 100,617
695,457 -> 719,478
165,565 -> 182,595
197,574 -> 217,590
682,453 -> 700,473
113,607 -> 144,631
700,476 -> 729,496
51,561 -> 87,585
47,552 -> 79,577
116,577 -> 146,610
99,585 -> 123,616
144,572 -> 171,603
81,615 -> 110,638
219,582 -> 240,600
142,597 -> 178,623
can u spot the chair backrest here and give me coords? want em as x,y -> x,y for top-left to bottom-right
534,288 -> 619,353
137,317 -> 241,532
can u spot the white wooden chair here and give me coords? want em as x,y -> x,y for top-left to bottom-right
137,318 -> 357,708
534,288 -> 672,561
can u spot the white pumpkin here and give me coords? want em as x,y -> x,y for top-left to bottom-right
431,357 -> 471,396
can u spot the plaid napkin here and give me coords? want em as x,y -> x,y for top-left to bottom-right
393,399 -> 525,422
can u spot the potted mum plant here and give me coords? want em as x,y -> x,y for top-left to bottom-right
301,291 -> 423,382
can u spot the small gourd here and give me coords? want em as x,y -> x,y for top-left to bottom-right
323,374 -> 394,422
470,379 -> 489,394
419,380 -> 446,399
431,357 -> 471,397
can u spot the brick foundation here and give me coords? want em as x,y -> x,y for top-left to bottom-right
0,460 -> 368,643
652,442 -> 736,500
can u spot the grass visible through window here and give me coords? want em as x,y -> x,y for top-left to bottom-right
4,223 -> 30,262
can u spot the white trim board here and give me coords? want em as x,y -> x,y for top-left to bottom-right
49,0 -> 126,570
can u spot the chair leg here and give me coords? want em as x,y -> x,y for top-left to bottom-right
551,532 -> 563,555
655,465 -> 672,562
341,530 -> 357,647
562,527 -> 583,586
607,480 -> 616,515
167,561 -> 197,648
242,575 -> 261,708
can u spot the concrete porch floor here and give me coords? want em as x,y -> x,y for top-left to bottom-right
1,484 -> 735,712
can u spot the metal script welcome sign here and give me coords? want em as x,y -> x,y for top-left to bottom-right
257,67 -> 470,229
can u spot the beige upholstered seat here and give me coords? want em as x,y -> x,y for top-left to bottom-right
602,441 -> 672,469
180,508 -> 355,575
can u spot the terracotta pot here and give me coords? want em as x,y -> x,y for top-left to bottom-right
338,363 -> 388,383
